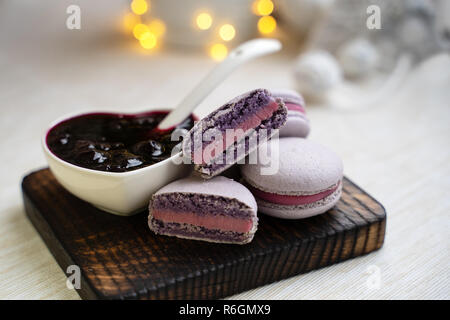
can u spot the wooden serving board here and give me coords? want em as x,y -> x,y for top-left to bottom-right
22,168 -> 386,300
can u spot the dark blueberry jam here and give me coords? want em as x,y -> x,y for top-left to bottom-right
46,112 -> 194,172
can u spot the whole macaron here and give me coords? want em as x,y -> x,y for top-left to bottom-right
271,89 -> 310,138
149,176 -> 258,244
240,138 -> 343,219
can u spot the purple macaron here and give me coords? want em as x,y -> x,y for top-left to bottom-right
182,89 -> 287,179
271,89 -> 310,138
240,138 -> 343,219
148,176 -> 258,244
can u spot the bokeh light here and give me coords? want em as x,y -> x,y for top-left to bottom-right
122,12 -> 140,33
148,19 -> 166,37
257,15 -> 276,34
209,43 -> 228,61
252,0 -> 274,16
140,32 -> 157,49
131,0 -> 149,15
133,23 -> 150,40
219,24 -> 236,42
196,12 -> 213,30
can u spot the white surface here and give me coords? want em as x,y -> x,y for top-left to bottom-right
0,1 -> 449,299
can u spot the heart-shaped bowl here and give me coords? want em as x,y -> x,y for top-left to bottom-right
42,108 -> 195,216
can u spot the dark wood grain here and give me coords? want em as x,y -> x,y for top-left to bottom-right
21,168 -> 386,300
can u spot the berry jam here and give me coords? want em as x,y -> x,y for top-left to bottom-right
46,112 -> 194,172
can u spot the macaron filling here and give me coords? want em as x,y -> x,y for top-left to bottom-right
285,102 -> 306,114
202,109 -> 287,173
152,210 -> 253,233
149,191 -> 257,244
235,99 -> 280,132
199,99 -> 280,164
247,182 -> 341,206
183,89 -> 288,178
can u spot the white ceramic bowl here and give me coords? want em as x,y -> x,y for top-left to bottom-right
42,110 -> 194,216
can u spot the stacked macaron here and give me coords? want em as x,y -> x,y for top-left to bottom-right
272,89 -> 310,138
148,88 -> 343,244
149,89 -> 286,244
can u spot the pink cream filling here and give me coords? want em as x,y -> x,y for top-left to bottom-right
236,100 -> 280,132
247,182 -> 340,206
285,103 -> 305,114
198,99 -> 280,164
153,210 -> 253,233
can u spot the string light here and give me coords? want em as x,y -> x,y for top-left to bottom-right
122,12 -> 140,33
257,15 -> 276,34
140,32 -> 157,49
209,43 -> 228,61
122,2 -> 279,60
131,0 -> 149,15
219,24 -> 236,42
196,12 -> 213,30
252,0 -> 274,16
133,23 -> 150,40
148,19 -> 166,37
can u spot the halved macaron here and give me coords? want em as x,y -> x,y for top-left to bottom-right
148,176 -> 258,244
240,138 -> 343,219
272,89 -> 310,138
182,89 -> 287,179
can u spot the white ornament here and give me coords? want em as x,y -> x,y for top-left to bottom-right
337,38 -> 379,78
293,50 -> 342,97
277,0 -> 335,37
397,16 -> 429,48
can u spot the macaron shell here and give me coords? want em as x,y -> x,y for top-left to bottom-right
257,183 -> 342,219
271,88 -> 305,106
279,111 -> 310,138
183,89 -> 288,179
155,175 -> 257,213
194,99 -> 287,179
271,89 -> 309,138
241,138 -> 343,195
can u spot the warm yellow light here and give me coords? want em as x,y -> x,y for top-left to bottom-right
133,23 -> 150,40
251,1 -> 259,14
258,15 -> 277,34
210,43 -> 228,61
131,0 -> 149,16
196,12 -> 213,30
148,19 -> 166,37
219,24 -> 236,42
252,0 -> 274,16
140,32 -> 157,49
123,12 -> 140,33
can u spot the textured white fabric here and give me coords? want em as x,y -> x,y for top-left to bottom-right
0,1 -> 449,300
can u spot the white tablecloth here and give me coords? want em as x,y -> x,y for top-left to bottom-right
0,1 -> 449,299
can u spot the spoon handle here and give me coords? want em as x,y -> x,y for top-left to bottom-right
157,39 -> 282,130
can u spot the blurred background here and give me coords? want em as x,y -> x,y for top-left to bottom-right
0,0 -> 449,299
1,0 -> 449,109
